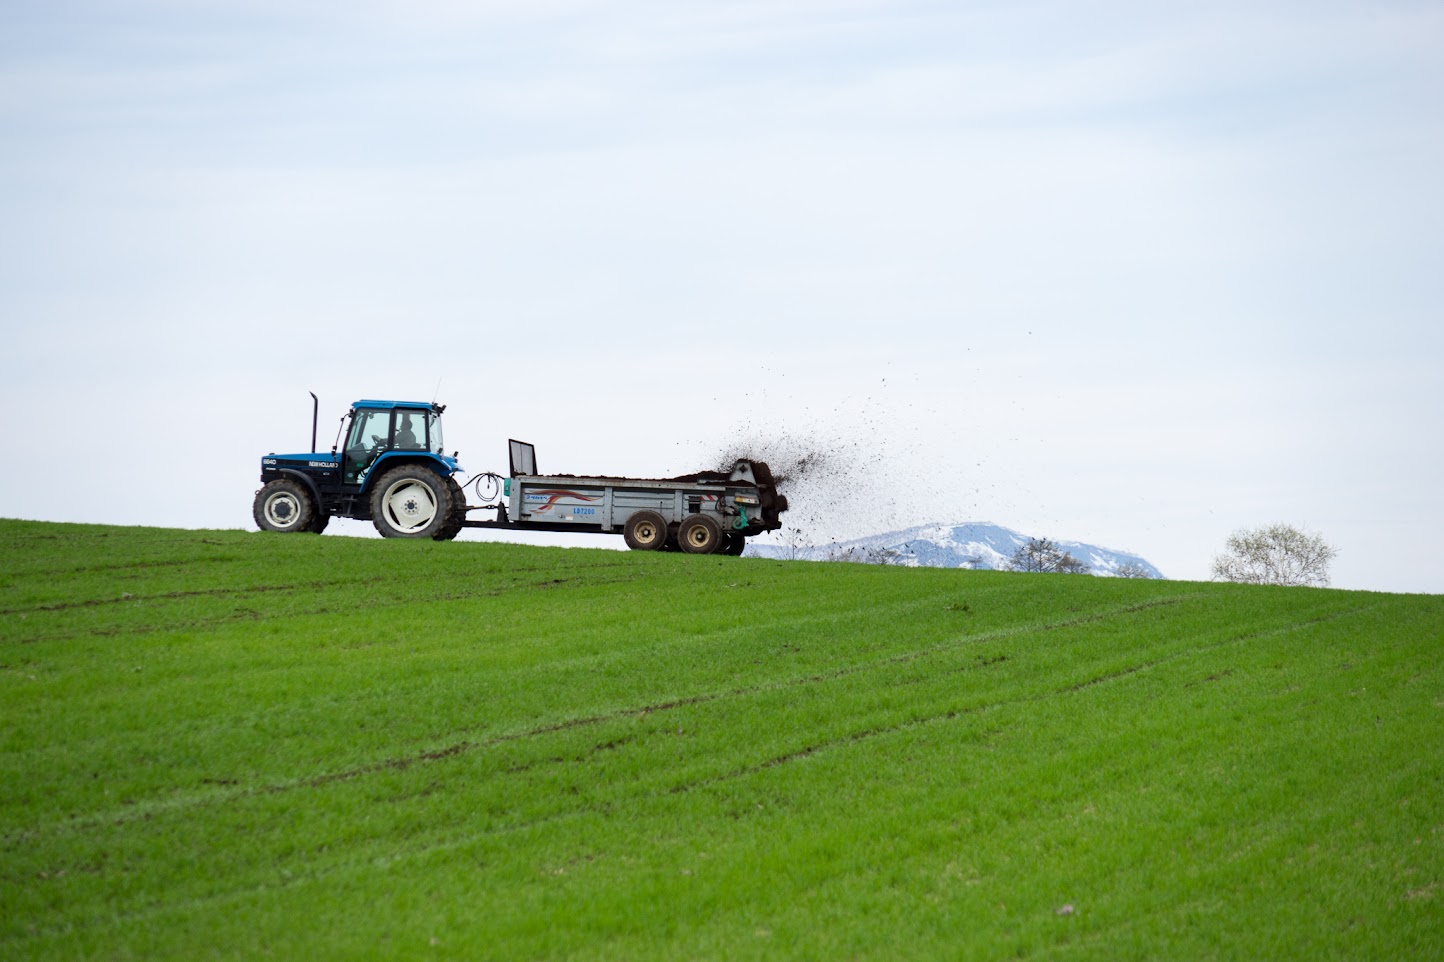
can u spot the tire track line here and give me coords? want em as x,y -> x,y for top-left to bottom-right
2,572 -> 648,645
1,603 -> 1377,946
8,594 -> 1203,840
666,601 -> 1381,794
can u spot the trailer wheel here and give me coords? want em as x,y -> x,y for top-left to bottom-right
624,511 -> 669,551
253,479 -> 317,534
720,532 -> 746,556
678,515 -> 723,554
370,466 -> 457,539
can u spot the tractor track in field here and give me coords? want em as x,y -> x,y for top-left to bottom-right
0,627 -> 1190,931
0,577 -> 390,616
3,599 -> 1382,923
281,596 -> 1200,792
0,534 -> 234,547
7,594 -> 1206,839
1,568 -> 651,645
9,597 -> 1376,845
663,600 -> 1382,794
10,557 -> 231,578
2,558 -> 646,617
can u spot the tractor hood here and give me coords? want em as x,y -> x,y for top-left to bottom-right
264,452 -> 341,466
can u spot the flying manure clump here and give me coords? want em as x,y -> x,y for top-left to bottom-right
708,427 -> 903,546
713,440 -> 836,492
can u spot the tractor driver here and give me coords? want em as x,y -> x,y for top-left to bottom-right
395,412 -> 420,449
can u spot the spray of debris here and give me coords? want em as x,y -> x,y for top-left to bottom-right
696,388 -> 959,549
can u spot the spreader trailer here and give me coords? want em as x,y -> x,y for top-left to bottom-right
461,440 -> 786,555
253,397 -> 787,554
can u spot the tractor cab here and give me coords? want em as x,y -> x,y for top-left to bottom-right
340,400 -> 447,484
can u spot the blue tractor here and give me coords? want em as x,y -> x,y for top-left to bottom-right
253,398 -> 467,540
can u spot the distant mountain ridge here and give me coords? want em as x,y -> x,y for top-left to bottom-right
744,521 -> 1165,578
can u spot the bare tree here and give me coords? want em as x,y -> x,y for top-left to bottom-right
1113,562 -> 1155,579
1211,524 -> 1337,587
779,530 -> 810,561
1007,537 -> 1090,575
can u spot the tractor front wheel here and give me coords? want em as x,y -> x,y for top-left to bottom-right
253,479 -> 319,534
370,466 -> 462,539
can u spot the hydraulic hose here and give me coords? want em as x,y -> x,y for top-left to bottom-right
468,472 -> 505,506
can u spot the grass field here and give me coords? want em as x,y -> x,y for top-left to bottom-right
2,518 -> 1441,960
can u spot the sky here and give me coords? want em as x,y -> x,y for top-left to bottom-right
1,0 -> 1441,592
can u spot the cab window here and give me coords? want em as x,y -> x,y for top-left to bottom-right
426,412 -> 443,455
393,410 -> 426,450
346,409 -> 391,451
344,409 -> 391,482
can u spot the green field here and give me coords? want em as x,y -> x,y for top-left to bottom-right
2,519 -> 1441,960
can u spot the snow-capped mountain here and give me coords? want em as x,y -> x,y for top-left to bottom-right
744,521 -> 1165,578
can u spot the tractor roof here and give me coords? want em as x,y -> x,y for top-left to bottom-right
351,399 -> 444,413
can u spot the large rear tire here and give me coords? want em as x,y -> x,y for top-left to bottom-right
624,510 -> 669,551
369,466 -> 461,539
678,514 -> 723,554
432,475 -> 468,542
254,479 -> 317,534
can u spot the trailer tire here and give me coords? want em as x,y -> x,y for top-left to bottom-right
370,466 -> 458,539
678,514 -> 723,554
624,511 -> 669,551
254,479 -> 318,534
720,532 -> 746,556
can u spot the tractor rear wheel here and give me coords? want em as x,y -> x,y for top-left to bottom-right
678,515 -> 723,554
253,479 -> 318,534
624,511 -> 669,551
432,475 -> 468,541
370,466 -> 460,539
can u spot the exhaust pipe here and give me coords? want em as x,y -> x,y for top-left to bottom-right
310,392 -> 319,453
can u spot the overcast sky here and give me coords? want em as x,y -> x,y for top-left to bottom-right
2,0 -> 1440,592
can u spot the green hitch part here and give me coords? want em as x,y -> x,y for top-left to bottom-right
734,507 -> 750,530
504,478 -> 511,496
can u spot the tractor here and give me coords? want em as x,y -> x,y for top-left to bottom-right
253,398 -> 466,539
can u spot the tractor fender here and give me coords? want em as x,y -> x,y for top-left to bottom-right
358,452 -> 459,495
276,468 -> 324,507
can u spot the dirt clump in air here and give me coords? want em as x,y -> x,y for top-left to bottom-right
702,427 -> 904,547
684,377 -> 956,548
